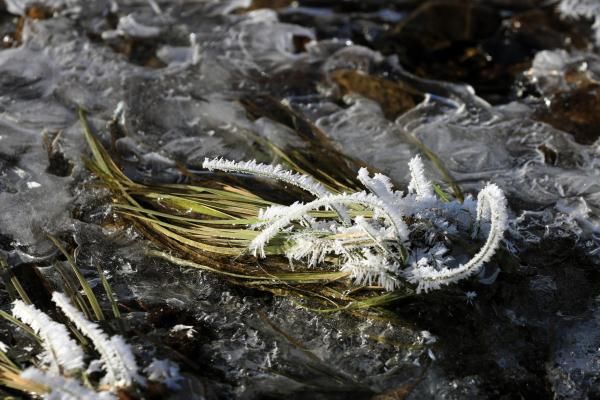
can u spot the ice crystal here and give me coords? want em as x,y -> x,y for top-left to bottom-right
12,300 -> 85,374
20,368 -> 116,400
404,184 -> 508,293
144,359 -> 183,390
285,234 -> 345,268
341,249 -> 401,291
52,292 -> 145,389
408,155 -> 434,200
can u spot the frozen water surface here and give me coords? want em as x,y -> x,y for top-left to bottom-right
0,0 -> 599,399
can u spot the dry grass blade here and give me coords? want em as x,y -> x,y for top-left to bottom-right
48,235 -> 105,321
0,364 -> 48,396
0,311 -> 42,344
0,256 -> 32,305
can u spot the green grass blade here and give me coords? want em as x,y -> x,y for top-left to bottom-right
48,236 -> 105,321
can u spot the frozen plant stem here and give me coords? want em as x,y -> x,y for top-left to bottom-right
406,184 -> 508,292
408,155 -> 434,199
12,300 -> 85,374
250,191 -> 410,257
51,292 -> 144,389
20,367 -> 115,400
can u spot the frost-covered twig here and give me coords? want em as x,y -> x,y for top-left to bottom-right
12,300 -> 84,374
405,183 -> 508,293
250,191 -> 410,257
203,158 -> 350,224
20,367 -> 115,400
51,292 -> 144,389
408,155 -> 434,200
203,157 -> 329,199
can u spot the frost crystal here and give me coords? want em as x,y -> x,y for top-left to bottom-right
52,292 -> 145,389
405,184 -> 508,293
20,368 -> 116,400
408,155 -> 434,200
12,300 -> 85,374
341,250 -> 400,291
144,359 -> 183,390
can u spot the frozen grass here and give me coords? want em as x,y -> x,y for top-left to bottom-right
0,243 -> 184,398
80,110 -> 508,311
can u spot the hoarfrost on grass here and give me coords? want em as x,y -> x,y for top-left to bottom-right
12,300 -> 85,374
52,292 -> 144,389
20,367 -> 116,400
207,156 -> 508,292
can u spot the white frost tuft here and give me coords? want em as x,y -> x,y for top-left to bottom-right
249,191 -> 409,258
341,250 -> 400,291
408,155 -> 434,200
12,300 -> 85,374
51,292 -> 145,389
21,367 -> 116,400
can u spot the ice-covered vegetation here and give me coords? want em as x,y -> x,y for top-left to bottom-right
6,293 -> 182,399
204,155 -> 508,293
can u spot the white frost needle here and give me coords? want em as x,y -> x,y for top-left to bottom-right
405,183 -> 508,293
51,292 -> 144,389
203,158 -> 350,224
357,168 -> 407,248
408,155 -> 434,200
12,300 -> 85,374
20,367 -> 116,400
286,234 -> 342,268
354,215 -> 391,254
